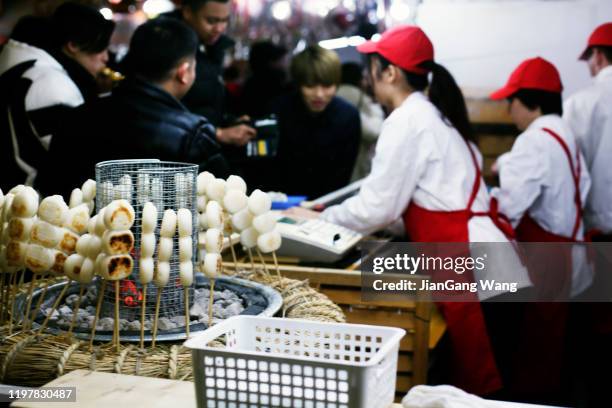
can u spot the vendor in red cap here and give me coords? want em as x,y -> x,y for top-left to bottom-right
288,25 -> 532,396
563,22 -> 612,407
490,57 -> 590,283
490,57 -> 591,400
564,22 -> 612,238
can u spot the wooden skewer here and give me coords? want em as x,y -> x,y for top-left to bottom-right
38,279 -> 71,335
139,285 -> 147,350
229,243 -> 239,275
89,279 -> 107,352
208,278 -> 215,328
271,251 -> 285,289
256,249 -> 271,278
18,269 -> 25,290
0,272 -> 6,323
247,248 -> 256,272
114,280 -> 120,353
67,284 -> 85,338
8,270 -> 19,335
2,271 -> 13,324
184,288 -> 190,338
22,274 -> 38,331
30,275 -> 50,327
1,271 -> 12,324
151,289 -> 163,348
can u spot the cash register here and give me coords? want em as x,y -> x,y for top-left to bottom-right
274,180 -> 364,263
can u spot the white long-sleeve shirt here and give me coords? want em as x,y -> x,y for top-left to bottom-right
491,115 -> 593,296
323,92 -> 505,241
336,84 -> 385,181
492,114 -> 591,239
322,92 -> 532,299
564,65 -> 612,233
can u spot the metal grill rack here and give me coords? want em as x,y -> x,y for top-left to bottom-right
95,159 -> 198,323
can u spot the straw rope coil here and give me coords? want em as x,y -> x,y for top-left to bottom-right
0,266 -> 345,386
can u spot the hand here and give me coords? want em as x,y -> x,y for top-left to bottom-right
490,160 -> 499,175
216,124 -> 256,147
283,206 -> 321,220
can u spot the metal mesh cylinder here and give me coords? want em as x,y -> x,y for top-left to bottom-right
95,159 -> 198,323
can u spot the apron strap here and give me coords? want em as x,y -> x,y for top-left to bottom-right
463,139 -> 482,212
541,127 -> 583,241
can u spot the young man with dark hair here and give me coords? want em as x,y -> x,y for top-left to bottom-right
271,45 -> 360,199
166,0 -> 256,147
564,22 -> 612,238
40,18 -> 230,197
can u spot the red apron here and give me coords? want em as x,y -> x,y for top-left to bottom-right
402,141 -> 507,395
512,127 -> 582,395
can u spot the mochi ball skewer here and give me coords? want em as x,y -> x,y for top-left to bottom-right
177,208 -> 193,338
152,209 -> 176,348
139,202 -> 157,349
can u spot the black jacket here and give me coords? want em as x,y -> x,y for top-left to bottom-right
39,76 -> 230,198
272,91 -> 361,199
163,11 -> 234,126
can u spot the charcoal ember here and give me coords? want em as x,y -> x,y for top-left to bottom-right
213,303 -> 227,319
171,316 -> 186,327
158,317 -> 175,331
119,319 -> 129,331
65,294 -> 80,306
97,317 -> 114,331
45,308 -> 59,321
76,309 -> 89,320
190,302 -> 207,318
194,289 -> 210,302
85,287 -> 97,304
225,302 -> 243,317
127,320 -> 140,331
58,305 -> 72,318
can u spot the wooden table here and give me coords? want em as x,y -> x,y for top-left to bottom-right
9,370 -> 558,408
10,370 -> 401,408
10,370 -> 197,408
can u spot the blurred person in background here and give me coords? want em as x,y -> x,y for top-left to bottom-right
166,0 -> 255,148
49,2 -> 114,101
336,62 -> 385,181
271,45 -> 360,199
564,22 -> 612,240
41,17 -> 230,198
489,57 -> 591,402
563,22 -> 612,408
240,40 -> 289,118
0,2 -> 113,191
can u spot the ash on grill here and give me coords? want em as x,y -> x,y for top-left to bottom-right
44,285 -> 244,332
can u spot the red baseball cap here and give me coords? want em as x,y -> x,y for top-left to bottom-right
490,57 -> 563,100
579,22 -> 612,60
357,25 -> 434,75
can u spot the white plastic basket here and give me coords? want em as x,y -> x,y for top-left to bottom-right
184,315 -> 405,408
